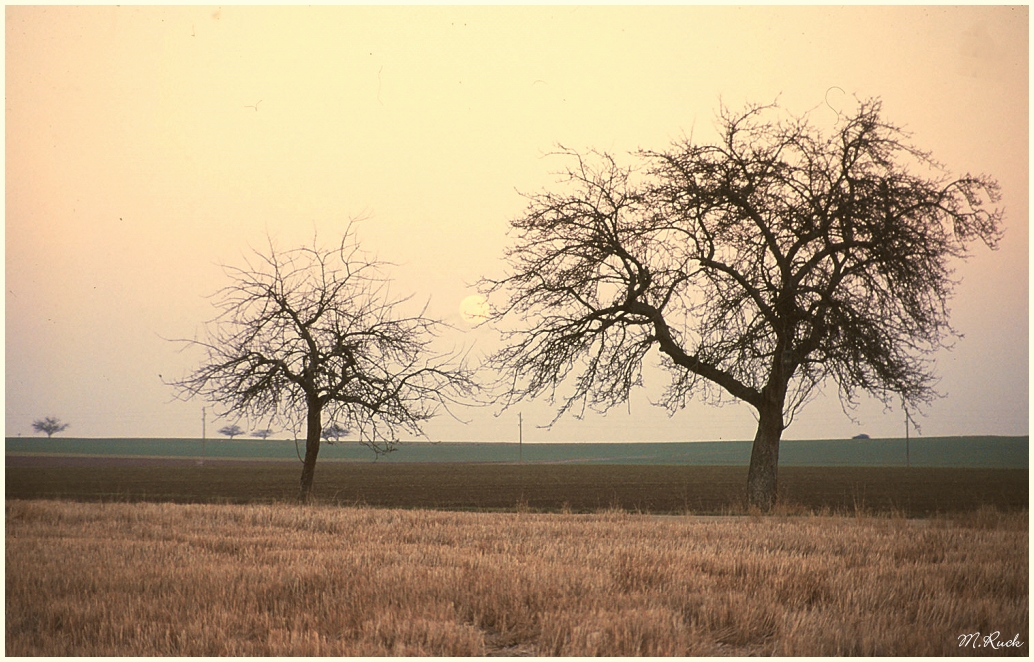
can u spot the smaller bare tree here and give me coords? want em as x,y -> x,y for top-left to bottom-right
250,429 -> 274,440
321,423 -> 350,444
170,227 -> 477,501
217,424 -> 245,439
32,416 -> 70,438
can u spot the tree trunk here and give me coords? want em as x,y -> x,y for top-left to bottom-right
747,401 -> 784,512
298,398 -> 322,503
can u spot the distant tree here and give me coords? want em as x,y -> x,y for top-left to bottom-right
32,416 -> 70,438
250,429 -> 274,439
321,423 -> 350,444
218,424 -> 245,439
170,228 -> 476,502
482,98 -> 1002,511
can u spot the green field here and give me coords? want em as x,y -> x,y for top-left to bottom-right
5,435 -> 1029,467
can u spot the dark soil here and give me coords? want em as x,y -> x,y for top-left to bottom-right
5,456 -> 1027,516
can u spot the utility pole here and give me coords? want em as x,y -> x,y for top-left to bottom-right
905,410 -> 909,468
903,402 -> 913,468
518,412 -> 523,464
202,407 -> 207,466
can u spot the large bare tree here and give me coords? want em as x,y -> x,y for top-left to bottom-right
482,99 -> 1002,511
172,229 -> 476,501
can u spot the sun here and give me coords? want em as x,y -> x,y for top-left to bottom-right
459,294 -> 490,325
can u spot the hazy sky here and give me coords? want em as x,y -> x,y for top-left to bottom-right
6,5 -> 1028,442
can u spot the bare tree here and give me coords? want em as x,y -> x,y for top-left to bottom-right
218,424 -> 245,439
171,228 -> 476,501
250,429 -> 275,439
32,416 -> 70,438
321,423 -> 350,444
482,98 -> 1001,511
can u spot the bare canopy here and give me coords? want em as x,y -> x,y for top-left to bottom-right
482,98 -> 1002,511
171,227 -> 476,501
32,416 -> 70,438
217,424 -> 244,439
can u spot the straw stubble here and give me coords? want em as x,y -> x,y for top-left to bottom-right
5,501 -> 1027,656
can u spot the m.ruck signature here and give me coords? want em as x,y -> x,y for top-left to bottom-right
958,632 -> 1024,650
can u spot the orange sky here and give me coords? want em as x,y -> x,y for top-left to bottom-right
6,6 -> 1028,440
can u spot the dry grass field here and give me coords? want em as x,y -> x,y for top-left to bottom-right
6,500 -> 1027,656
